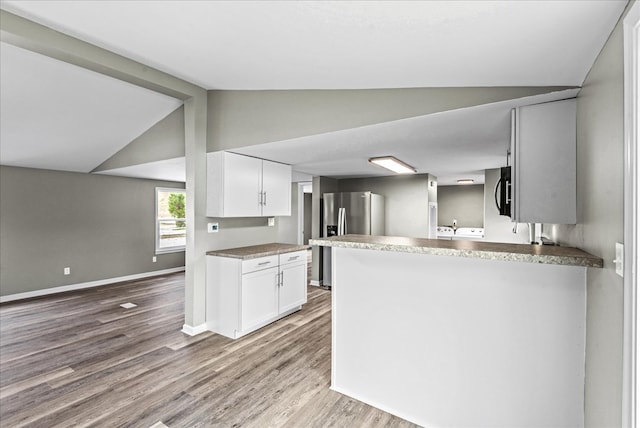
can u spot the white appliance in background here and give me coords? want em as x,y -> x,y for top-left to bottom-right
453,227 -> 485,241
436,226 -> 454,240
436,226 -> 485,241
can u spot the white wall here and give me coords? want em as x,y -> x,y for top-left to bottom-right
332,247 -> 587,427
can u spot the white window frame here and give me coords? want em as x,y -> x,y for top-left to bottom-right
155,187 -> 186,254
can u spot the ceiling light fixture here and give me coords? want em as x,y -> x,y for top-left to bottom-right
457,179 -> 475,184
368,156 -> 416,174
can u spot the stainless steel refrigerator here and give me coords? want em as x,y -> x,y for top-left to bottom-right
322,191 -> 385,287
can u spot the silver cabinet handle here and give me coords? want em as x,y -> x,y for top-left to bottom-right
288,256 -> 299,261
263,191 -> 267,206
259,192 -> 263,206
258,261 -> 271,266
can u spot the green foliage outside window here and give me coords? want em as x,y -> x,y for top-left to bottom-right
168,193 -> 186,228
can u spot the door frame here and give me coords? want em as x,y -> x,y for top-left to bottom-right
622,2 -> 639,426
297,181 -> 313,245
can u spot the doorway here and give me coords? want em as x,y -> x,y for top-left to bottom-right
298,182 -> 313,245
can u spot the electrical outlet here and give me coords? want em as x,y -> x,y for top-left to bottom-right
152,256 -> 157,263
208,222 -> 219,233
63,267 -> 70,275
268,217 -> 275,227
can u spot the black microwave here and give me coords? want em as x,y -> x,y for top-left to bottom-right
494,166 -> 511,217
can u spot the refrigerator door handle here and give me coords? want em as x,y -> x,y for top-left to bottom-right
343,208 -> 347,235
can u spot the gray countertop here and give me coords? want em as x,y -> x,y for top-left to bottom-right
206,243 -> 310,260
310,234 -> 603,268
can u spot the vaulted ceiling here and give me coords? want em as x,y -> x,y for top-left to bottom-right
0,1 -> 629,182
2,0 -> 627,89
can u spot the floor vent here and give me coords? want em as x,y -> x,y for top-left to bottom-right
120,302 -> 137,309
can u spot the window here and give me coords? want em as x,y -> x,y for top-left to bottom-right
156,187 -> 186,253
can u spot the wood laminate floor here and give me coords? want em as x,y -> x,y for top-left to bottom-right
0,259 -> 418,427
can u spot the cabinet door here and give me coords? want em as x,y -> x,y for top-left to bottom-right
279,262 -> 307,313
262,160 -> 291,216
223,152 -> 263,217
513,99 -> 576,224
241,266 -> 279,332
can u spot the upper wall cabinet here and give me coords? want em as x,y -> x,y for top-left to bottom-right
207,151 -> 291,217
511,98 -> 576,224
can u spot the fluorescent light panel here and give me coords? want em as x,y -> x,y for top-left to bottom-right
368,156 -> 416,174
457,179 -> 475,184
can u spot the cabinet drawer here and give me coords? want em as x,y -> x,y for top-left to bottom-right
242,255 -> 278,274
279,250 -> 307,266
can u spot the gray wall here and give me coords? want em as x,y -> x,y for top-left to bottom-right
482,168 -> 530,244
547,10 -> 627,426
94,105 -> 185,172
204,216 -> 278,250
276,183 -> 300,244
0,166 -> 185,297
203,87 -> 575,272
303,193 -> 312,245
311,176 -> 339,284
207,87 -> 574,151
437,184 -> 484,228
337,174 -> 432,238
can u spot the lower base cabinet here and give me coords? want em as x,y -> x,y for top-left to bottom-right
240,266 -> 279,333
279,251 -> 308,313
206,250 -> 307,339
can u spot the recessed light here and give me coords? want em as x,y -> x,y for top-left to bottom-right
457,179 -> 475,184
368,156 -> 416,174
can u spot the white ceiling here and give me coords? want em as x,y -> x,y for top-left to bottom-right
0,42 -> 182,173
94,157 -> 186,183
1,0 -> 627,89
0,1 -> 628,182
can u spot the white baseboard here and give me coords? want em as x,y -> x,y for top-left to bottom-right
330,385 -> 422,427
0,267 -> 186,303
181,323 -> 208,336
310,280 -> 323,287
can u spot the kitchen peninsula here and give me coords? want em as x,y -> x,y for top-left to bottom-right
311,234 -> 602,428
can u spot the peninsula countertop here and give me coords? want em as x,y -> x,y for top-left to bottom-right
310,234 -> 603,268
206,243 -> 310,260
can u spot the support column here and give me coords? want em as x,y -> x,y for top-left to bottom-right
182,93 -> 208,334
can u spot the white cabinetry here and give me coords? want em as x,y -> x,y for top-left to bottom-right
511,98 -> 576,224
206,151 -> 291,217
206,250 -> 307,339
261,160 -> 292,217
278,252 -> 308,313
240,258 -> 279,333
